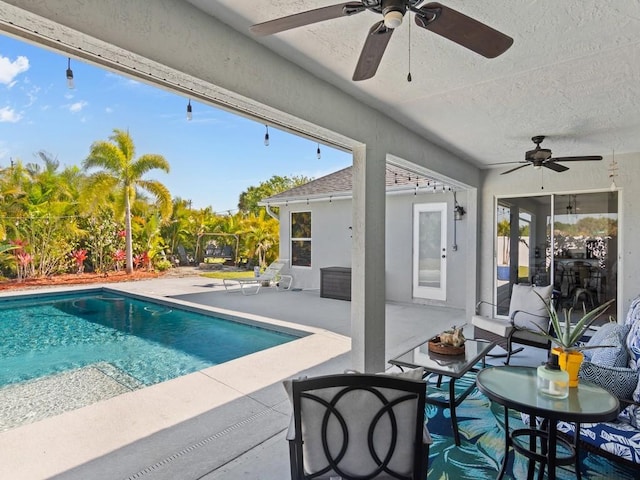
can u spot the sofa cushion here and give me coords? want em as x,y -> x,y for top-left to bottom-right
557,417 -> 640,465
579,361 -> 638,400
583,322 -> 624,361
588,324 -> 630,367
619,404 -> 640,430
625,296 -> 640,372
509,284 -> 552,331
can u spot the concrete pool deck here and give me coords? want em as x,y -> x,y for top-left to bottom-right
0,270 -> 542,479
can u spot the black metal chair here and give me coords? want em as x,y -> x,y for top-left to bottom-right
284,373 -> 431,480
472,284 -> 553,364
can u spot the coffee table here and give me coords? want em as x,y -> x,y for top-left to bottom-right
476,366 -> 619,480
389,338 -> 495,446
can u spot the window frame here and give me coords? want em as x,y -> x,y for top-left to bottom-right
290,210 -> 312,267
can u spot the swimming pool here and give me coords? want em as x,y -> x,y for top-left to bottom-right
0,292 -> 300,388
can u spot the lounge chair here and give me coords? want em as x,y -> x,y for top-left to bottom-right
223,259 -> 292,295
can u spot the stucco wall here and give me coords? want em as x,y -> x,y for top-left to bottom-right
279,189 -> 470,310
480,152 -> 640,318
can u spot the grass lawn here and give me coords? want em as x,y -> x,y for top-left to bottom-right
200,271 -> 255,280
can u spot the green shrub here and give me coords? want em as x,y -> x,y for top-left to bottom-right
154,259 -> 173,271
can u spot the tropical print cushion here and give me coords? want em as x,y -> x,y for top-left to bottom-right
557,417 -> 640,465
625,296 -> 640,374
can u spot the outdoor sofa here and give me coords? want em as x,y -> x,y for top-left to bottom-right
555,295 -> 640,466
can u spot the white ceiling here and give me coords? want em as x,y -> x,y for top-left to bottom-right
184,0 -> 640,170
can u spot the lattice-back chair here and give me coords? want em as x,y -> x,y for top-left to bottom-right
472,284 -> 553,364
284,372 -> 431,480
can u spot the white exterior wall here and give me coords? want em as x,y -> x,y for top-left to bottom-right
279,189 -> 471,310
480,152 -> 640,318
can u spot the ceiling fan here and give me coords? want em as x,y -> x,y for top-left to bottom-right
495,136 -> 603,175
250,1 -> 513,81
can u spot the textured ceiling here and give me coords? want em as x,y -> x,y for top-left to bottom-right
184,0 -> 640,169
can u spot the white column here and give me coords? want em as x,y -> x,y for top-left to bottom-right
351,144 -> 386,373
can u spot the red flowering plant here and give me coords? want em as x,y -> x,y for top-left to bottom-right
113,249 -> 126,271
133,251 -> 151,270
71,249 -> 88,274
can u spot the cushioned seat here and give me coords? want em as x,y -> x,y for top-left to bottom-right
283,370 -> 431,480
472,284 -> 553,364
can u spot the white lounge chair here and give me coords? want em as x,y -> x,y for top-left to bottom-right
223,259 -> 293,295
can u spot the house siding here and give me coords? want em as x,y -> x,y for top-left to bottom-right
278,190 -> 470,310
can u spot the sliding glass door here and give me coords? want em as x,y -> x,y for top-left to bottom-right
495,192 -> 617,317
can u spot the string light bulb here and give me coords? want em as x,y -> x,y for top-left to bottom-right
316,143 -> 321,160
186,99 -> 193,121
264,125 -> 270,146
66,57 -> 74,89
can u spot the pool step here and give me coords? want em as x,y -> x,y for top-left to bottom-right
0,363 -> 142,432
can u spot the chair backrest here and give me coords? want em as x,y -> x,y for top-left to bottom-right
260,260 -> 287,279
509,284 -> 553,330
286,373 -> 428,480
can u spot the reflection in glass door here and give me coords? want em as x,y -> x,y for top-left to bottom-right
413,203 -> 447,301
495,192 -> 617,318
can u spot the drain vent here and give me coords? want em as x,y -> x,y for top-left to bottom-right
125,407 -> 277,479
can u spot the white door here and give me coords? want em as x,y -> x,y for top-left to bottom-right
413,203 -> 447,300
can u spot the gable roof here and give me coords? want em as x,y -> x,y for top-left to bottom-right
260,164 -> 447,206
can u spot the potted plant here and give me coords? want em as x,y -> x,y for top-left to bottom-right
532,295 -> 615,387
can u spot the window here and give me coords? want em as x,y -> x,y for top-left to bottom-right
291,211 -> 311,267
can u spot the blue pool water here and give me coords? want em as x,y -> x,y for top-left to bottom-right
0,293 -> 299,388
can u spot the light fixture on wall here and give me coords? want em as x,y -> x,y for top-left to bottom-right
186,99 -> 193,121
65,57 -> 74,89
264,125 -> 270,146
609,149 -> 618,191
316,143 -> 321,160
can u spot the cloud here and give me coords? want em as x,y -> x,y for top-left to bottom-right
0,55 -> 29,85
0,106 -> 22,123
69,101 -> 88,113
105,106 -> 113,113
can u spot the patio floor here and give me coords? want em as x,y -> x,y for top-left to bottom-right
0,271 -> 544,479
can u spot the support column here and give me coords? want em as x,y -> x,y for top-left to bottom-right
351,144 -> 386,373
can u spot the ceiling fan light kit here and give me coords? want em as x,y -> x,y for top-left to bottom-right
494,136 -> 603,175
250,1 -> 513,81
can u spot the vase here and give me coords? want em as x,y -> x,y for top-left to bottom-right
552,347 -> 584,387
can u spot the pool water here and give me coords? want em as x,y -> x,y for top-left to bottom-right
0,293 -> 299,388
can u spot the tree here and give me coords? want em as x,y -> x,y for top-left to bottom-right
83,129 -> 172,273
238,175 -> 312,215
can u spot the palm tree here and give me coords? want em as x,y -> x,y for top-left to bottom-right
83,129 -> 172,273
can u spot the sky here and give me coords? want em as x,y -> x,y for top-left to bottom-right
0,34 -> 352,213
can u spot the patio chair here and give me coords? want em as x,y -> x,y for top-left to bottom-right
472,283 -> 553,364
222,259 -> 292,295
284,372 -> 431,480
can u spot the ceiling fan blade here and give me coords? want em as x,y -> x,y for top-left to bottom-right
250,2 -> 366,36
352,21 -> 394,81
543,162 -> 570,173
501,164 -> 530,175
550,156 -> 603,162
414,3 -> 513,58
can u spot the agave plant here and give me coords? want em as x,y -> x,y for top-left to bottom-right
533,294 -> 615,352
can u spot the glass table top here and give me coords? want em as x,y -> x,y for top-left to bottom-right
476,366 -> 619,422
389,338 -> 494,378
